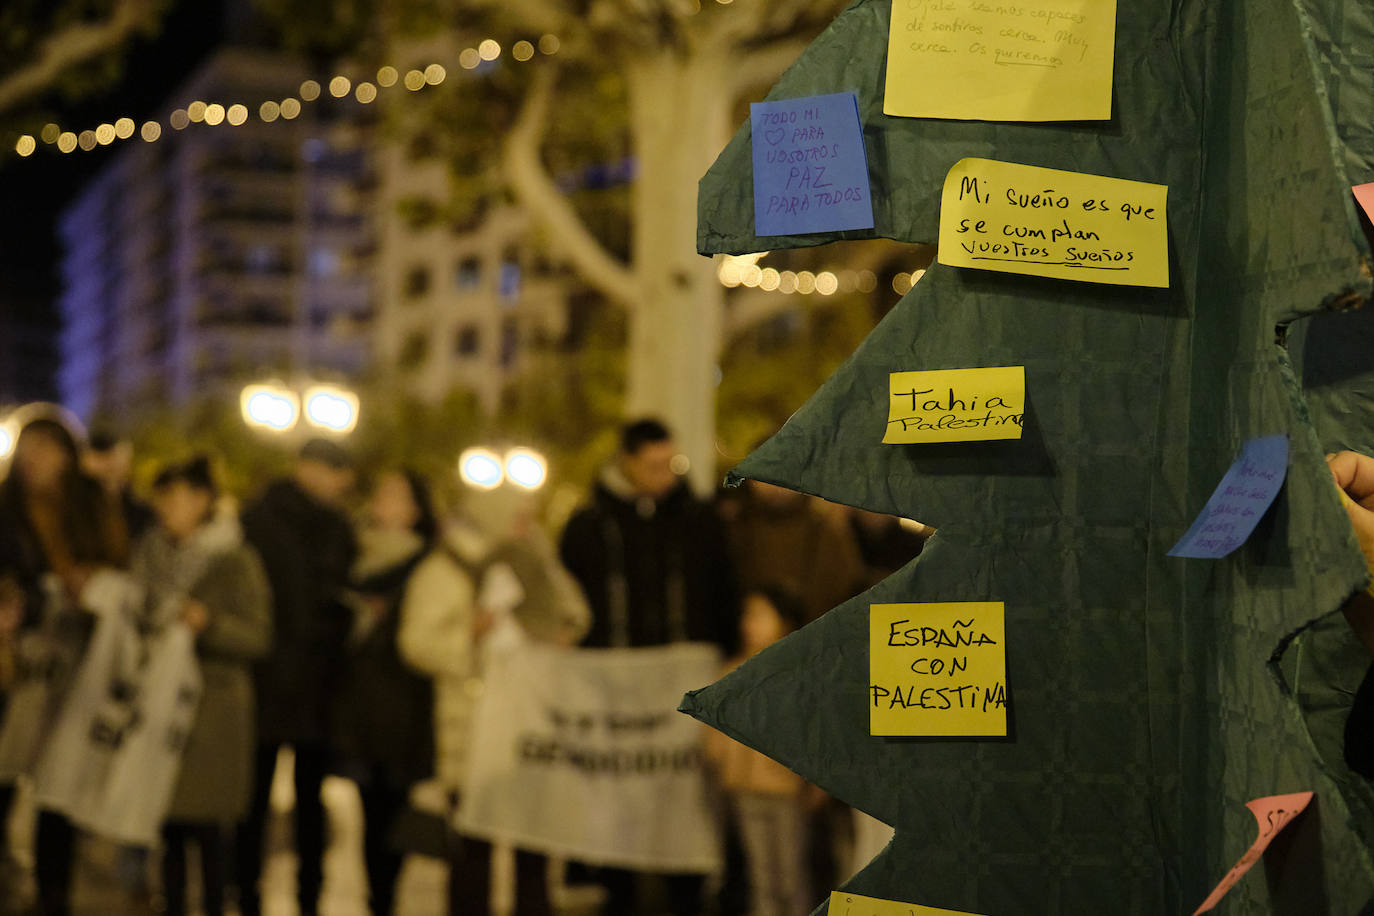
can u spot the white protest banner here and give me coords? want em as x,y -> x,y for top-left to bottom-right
458,642 -> 723,873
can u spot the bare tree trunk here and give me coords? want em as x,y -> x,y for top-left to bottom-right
625,52 -> 731,494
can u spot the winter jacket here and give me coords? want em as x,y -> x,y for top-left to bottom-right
560,467 -> 738,651
133,517 -> 272,822
330,527 -> 433,789
724,490 -> 865,624
241,479 -> 356,746
398,523 -> 591,789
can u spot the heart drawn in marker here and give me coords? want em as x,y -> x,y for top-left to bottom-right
764,128 -> 786,146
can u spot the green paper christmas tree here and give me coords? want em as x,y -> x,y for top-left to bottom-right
681,0 -> 1374,912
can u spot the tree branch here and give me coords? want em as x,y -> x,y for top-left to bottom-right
0,0 -> 158,116
504,63 -> 640,309
726,36 -> 812,95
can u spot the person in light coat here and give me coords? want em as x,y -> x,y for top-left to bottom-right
399,486 -> 589,916
136,456 -> 272,916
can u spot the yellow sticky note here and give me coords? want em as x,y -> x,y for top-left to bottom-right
883,366 -> 1024,444
869,603 -> 1006,737
829,890 -> 987,916
883,0 -> 1116,121
938,157 -> 1169,287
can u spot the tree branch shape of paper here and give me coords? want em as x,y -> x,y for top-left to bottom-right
883,0 -> 1116,121
1192,792 -> 1314,914
884,366 -> 1024,443
937,158 -> 1168,287
1168,435 -> 1289,559
829,890 -> 986,916
870,602 -> 1006,737
752,92 -> 874,236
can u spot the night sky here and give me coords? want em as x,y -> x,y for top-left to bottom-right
0,1 -> 225,396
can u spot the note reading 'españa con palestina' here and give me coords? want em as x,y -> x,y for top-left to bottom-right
870,602 -> 1007,737
884,366 -> 1024,445
937,158 -> 1169,287
884,0 -> 1116,121
829,890 -> 987,916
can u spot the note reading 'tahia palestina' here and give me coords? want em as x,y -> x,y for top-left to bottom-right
750,92 -> 874,237
884,0 -> 1116,121
829,890 -> 987,916
870,602 -> 1007,737
937,158 -> 1169,288
884,366 -> 1024,444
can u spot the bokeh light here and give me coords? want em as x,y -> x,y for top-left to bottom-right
40,123 -> 60,144
300,80 -> 321,101
170,109 -> 190,130
280,98 -> 302,119
459,49 -> 481,70
140,121 -> 162,142
240,385 -> 299,432
95,123 -> 116,145
203,103 -> 226,126
459,448 -> 504,490
57,132 -> 77,153
512,41 -> 535,62
329,76 -> 351,98
479,39 -> 501,61
355,82 -> 377,104
539,34 -> 561,55
505,448 -> 548,490
187,101 -> 207,122
259,101 -> 280,122
304,386 -> 360,434
424,64 -> 446,85
114,118 -> 135,139
377,65 -> 398,87
14,136 -> 35,157
404,69 -> 426,90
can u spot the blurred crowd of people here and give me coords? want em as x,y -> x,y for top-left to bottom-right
0,412 -> 929,916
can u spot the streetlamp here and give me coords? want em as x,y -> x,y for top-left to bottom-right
504,448 -> 548,490
240,384 -> 300,432
457,445 -> 549,491
458,447 -> 504,490
303,385 -> 360,434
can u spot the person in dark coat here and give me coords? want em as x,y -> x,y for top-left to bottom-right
136,457 -> 272,916
558,418 -> 739,916
82,430 -> 155,542
561,419 -> 738,653
331,469 -> 437,916
723,479 -> 865,625
234,439 -> 356,916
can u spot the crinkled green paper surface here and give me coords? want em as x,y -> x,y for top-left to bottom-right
685,0 -> 1374,912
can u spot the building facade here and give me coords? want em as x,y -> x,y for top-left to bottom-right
59,44 -> 571,421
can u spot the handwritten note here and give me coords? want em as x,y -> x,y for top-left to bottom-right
883,366 -> 1024,444
883,0 -> 1116,122
1354,183 -> 1374,223
870,603 -> 1006,737
1168,435 -> 1288,559
1193,792 -> 1314,914
937,158 -> 1169,287
751,92 -> 875,236
829,890 -> 987,916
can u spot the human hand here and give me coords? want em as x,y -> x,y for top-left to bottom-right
181,599 -> 211,634
1328,451 -> 1374,571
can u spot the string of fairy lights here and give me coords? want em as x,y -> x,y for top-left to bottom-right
718,253 -> 926,296
10,33 -> 563,160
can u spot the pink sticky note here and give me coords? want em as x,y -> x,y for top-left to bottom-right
1354,183 -> 1374,223
1193,791 -> 1314,914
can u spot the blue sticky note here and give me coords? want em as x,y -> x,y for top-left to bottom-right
1168,435 -> 1289,559
751,92 -> 875,237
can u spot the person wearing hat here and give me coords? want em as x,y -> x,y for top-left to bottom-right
233,440 -> 357,916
